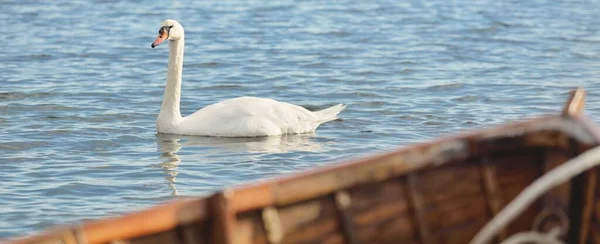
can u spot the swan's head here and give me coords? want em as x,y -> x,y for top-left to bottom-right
151,19 -> 184,48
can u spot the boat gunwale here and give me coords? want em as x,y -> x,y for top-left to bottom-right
231,114 -> 600,210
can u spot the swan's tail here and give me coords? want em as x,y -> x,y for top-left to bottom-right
314,103 -> 347,123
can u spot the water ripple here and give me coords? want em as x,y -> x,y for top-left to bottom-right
2,0 -> 600,239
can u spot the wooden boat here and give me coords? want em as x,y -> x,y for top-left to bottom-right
9,88 -> 600,244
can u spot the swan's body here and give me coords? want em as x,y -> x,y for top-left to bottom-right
152,19 -> 346,137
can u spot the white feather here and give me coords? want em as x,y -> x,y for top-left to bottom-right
153,19 -> 346,137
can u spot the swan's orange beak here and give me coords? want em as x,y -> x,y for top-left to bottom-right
151,29 -> 169,48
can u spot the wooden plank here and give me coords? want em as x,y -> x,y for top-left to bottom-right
562,88 -> 586,116
179,222 -> 208,244
129,230 -> 180,244
347,179 -> 408,213
334,191 -> 359,244
357,214 -> 416,243
278,200 -> 323,235
209,190 -> 236,244
561,88 -> 596,244
352,200 -> 409,226
539,150 -> 571,235
480,158 -> 507,240
591,224 -> 600,244
11,227 -> 82,244
559,88 -> 599,244
579,170 -> 596,244
436,220 -> 487,244
81,198 -> 208,244
406,173 -> 435,244
273,140 -> 469,206
232,184 -> 275,213
423,195 -> 488,231
262,207 -> 284,244
416,164 -> 483,204
321,232 -> 345,244
281,217 -> 339,244
236,212 -> 269,244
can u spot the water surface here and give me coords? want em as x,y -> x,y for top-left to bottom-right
2,0 -> 600,238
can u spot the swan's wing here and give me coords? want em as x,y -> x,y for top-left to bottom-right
203,96 -> 315,121
180,97 -> 318,136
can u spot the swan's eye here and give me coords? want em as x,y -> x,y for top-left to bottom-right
159,26 -> 173,34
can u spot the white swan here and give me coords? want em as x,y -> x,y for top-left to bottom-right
151,19 -> 346,137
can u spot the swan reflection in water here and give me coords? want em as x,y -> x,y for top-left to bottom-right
155,132 -> 326,195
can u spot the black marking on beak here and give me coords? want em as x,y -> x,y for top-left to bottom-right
160,25 -> 174,36
151,25 -> 174,48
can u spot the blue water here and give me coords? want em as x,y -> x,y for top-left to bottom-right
2,0 -> 600,239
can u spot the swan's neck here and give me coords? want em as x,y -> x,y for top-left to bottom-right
158,37 -> 185,126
